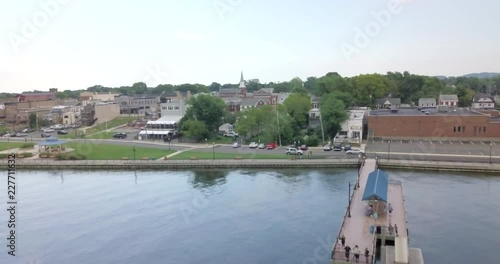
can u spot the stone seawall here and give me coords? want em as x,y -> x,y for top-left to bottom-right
10,158 -> 500,173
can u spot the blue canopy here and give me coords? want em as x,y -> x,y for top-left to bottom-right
38,137 -> 67,146
362,169 -> 388,202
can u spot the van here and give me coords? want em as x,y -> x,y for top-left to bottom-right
333,143 -> 342,151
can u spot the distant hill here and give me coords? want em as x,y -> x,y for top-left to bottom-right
462,72 -> 500,78
432,73 -> 500,79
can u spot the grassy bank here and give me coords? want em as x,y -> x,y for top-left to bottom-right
0,142 -> 27,152
64,142 -> 175,160
169,151 -> 290,160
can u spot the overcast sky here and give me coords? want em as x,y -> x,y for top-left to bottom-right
1,0 -> 499,93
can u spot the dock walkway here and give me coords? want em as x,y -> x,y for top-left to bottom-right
332,159 -> 408,263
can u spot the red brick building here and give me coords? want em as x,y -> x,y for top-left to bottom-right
16,88 -> 57,102
368,108 -> 500,139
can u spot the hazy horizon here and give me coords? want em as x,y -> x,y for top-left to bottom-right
1,0 -> 499,92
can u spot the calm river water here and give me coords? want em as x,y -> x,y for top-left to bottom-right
0,168 -> 499,264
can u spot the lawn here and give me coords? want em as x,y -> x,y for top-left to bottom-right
0,142 -> 27,152
169,151 -> 290,160
57,117 -> 138,139
64,142 -> 175,160
86,131 -> 116,140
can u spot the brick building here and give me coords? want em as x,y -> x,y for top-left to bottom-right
368,108 -> 500,139
16,88 -> 57,102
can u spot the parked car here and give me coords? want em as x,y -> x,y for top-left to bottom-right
41,132 -> 51,138
42,128 -> 54,133
224,131 -> 239,137
300,145 -> 308,151
258,143 -> 266,149
57,130 -> 68,135
15,133 -> 27,137
232,142 -> 241,148
266,142 -> 277,149
344,144 -> 352,152
22,128 -> 34,133
285,148 -> 303,155
333,143 -> 342,151
346,148 -> 364,155
323,144 -> 333,151
112,133 -> 127,139
3,133 -> 11,137
249,142 -> 258,148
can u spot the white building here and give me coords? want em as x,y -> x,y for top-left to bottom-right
336,109 -> 369,143
438,94 -> 459,107
471,96 -> 495,109
418,98 -> 436,108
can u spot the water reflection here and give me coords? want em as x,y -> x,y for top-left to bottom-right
189,169 -> 229,195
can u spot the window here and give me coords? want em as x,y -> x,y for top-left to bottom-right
174,106 -> 180,110
313,104 -> 318,108
168,106 -> 173,110
474,126 -> 477,134
484,127 -> 486,133
457,126 -> 461,132
462,126 -> 465,133
453,127 -> 456,133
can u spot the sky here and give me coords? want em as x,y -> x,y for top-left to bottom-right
0,0 -> 499,93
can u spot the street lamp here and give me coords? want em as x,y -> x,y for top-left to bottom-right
168,137 -> 171,151
133,143 -> 136,161
490,142 -> 493,164
212,142 -> 215,160
388,140 -> 391,160
348,182 -> 352,218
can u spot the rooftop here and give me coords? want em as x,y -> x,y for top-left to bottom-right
370,108 -> 484,116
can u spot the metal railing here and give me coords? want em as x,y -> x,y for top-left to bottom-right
331,250 -> 374,263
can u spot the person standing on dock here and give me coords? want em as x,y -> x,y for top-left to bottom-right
388,223 -> 394,235
344,245 -> 351,261
364,248 -> 370,263
388,203 -> 393,214
353,245 -> 360,263
394,224 -> 399,236
341,235 -> 346,247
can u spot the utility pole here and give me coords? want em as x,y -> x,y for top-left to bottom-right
348,182 -> 352,218
319,114 -> 325,144
276,108 -> 282,146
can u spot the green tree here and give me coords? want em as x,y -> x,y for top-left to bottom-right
283,93 -> 311,128
185,94 -> 227,133
181,120 -> 209,141
29,113 -> 37,129
316,74 -> 350,96
456,86 -> 475,107
209,82 -> 221,92
304,77 -> 318,92
320,94 -> 348,139
352,74 -> 390,106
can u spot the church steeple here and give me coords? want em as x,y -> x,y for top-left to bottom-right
239,71 -> 246,88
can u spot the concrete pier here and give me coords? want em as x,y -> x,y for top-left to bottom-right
331,159 -> 424,264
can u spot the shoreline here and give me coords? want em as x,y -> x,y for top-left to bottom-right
11,158 -> 500,173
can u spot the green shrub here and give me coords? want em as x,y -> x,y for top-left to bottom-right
19,152 -> 33,157
20,143 -> 35,149
304,135 -> 320,147
0,154 -> 7,159
56,153 -> 87,160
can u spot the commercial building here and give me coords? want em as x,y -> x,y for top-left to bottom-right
80,91 -> 120,102
337,109 -> 369,143
114,95 -> 158,115
4,99 -> 63,123
368,108 -> 500,139
81,102 -> 120,126
16,88 -> 57,102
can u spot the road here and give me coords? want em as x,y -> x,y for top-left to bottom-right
3,137 -> 500,163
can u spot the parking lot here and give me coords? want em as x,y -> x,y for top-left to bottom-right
366,138 -> 500,156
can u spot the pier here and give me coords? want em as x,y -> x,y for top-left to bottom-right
331,158 -> 423,264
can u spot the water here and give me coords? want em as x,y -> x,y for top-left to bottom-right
0,169 -> 499,264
